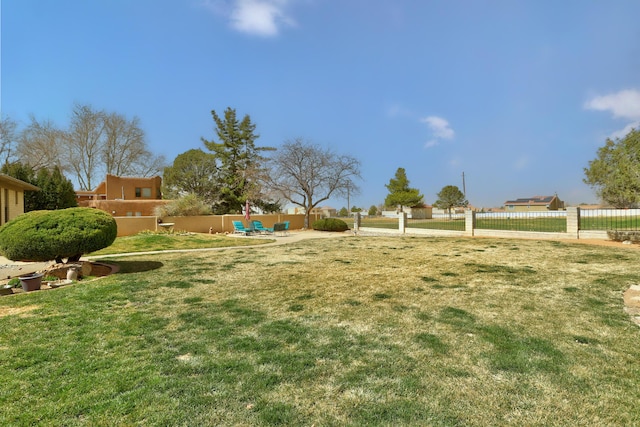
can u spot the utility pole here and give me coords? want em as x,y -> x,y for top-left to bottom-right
462,172 -> 466,197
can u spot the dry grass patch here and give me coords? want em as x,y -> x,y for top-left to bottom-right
2,236 -> 640,426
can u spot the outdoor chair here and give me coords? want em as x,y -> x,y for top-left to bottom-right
273,221 -> 290,236
232,221 -> 253,235
252,220 -> 273,234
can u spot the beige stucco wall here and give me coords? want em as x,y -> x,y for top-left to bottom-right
104,174 -> 162,200
115,216 -> 159,237
82,199 -> 171,217
0,187 -> 26,225
112,213 -> 321,236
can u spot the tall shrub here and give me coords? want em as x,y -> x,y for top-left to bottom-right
0,207 -> 117,262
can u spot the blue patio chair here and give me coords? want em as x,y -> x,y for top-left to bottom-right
252,220 -> 273,234
232,220 -> 253,235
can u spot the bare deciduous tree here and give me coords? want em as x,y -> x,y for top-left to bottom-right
266,138 -> 361,228
103,112 -> 166,177
16,115 -> 66,171
57,104 -> 165,190
64,104 -> 106,191
0,115 -> 18,164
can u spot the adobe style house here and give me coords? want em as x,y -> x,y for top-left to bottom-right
77,174 -> 169,216
504,195 -> 565,212
0,174 -> 40,225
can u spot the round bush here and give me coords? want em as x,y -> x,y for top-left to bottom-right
312,218 -> 349,232
0,207 -> 117,262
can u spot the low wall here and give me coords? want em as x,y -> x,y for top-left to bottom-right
115,216 -> 158,237
113,213 -> 320,236
473,229 -> 573,240
578,230 -> 609,240
356,209 -> 622,242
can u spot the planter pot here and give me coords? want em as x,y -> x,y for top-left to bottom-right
67,268 -> 78,281
0,285 -> 13,296
20,273 -> 44,292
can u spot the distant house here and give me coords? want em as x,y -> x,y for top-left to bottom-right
0,174 -> 40,225
77,174 -> 169,216
312,206 -> 337,217
504,195 -> 565,212
382,206 -> 433,219
286,206 -> 337,217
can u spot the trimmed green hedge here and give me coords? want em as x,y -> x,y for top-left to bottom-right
0,207 -> 117,262
312,218 -> 349,232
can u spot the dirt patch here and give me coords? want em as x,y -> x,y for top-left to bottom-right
0,304 -> 40,318
569,239 -> 640,249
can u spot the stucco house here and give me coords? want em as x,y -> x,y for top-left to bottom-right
0,174 -> 40,225
504,195 -> 565,212
77,174 -> 169,216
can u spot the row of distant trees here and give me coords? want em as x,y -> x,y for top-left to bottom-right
2,103 -> 637,222
163,107 -> 361,228
0,104 -> 166,212
368,125 -> 640,213
0,104 -> 165,191
0,105 -> 362,228
333,167 -> 468,218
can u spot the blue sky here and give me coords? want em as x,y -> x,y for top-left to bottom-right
2,0 -> 640,209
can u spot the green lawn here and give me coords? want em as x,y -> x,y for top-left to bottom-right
2,237 -> 640,425
90,231 -> 274,255
580,215 -> 640,230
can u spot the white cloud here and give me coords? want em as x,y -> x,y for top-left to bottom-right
610,120 -> 640,140
585,89 -> 640,139
201,0 -> 295,37
584,89 -> 640,120
420,115 -> 454,148
421,116 -> 455,140
424,139 -> 438,148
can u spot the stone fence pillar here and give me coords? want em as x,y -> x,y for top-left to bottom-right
399,212 -> 407,234
567,207 -> 579,238
353,212 -> 361,233
465,209 -> 475,236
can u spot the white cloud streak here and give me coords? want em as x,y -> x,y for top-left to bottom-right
584,89 -> 640,120
585,89 -> 640,139
421,116 -> 455,139
421,115 -> 454,148
201,0 -> 295,37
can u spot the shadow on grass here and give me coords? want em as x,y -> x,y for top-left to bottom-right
98,260 -> 164,274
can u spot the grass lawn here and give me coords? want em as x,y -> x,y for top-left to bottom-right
2,237 -> 640,425
90,232 -> 274,255
476,217 -> 567,232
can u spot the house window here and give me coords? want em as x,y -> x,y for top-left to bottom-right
15,191 -> 18,205
135,187 -> 152,198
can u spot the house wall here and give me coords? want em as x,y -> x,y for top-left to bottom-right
0,185 -> 26,225
507,205 -> 550,212
104,174 -> 162,200
82,199 -> 171,217
382,207 -> 433,219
